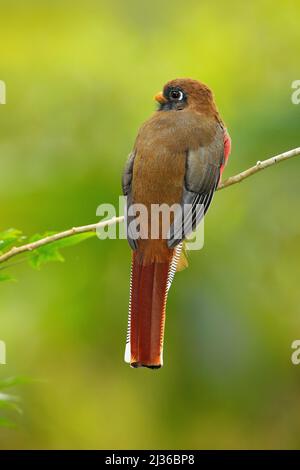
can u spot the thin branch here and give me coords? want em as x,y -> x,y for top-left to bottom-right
218,147 -> 300,190
0,147 -> 299,266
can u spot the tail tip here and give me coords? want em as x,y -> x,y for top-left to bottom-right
130,361 -> 162,369
124,344 -> 163,369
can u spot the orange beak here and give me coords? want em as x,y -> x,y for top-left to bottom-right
154,91 -> 167,104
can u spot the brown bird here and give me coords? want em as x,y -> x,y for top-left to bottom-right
122,78 -> 231,369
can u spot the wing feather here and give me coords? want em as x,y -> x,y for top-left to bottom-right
167,124 -> 225,248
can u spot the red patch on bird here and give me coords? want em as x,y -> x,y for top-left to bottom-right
220,129 -> 232,177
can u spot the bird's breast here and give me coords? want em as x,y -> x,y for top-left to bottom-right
130,110 -> 217,263
132,110 -> 215,206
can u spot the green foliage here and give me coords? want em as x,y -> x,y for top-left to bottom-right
0,229 -> 25,254
0,230 -> 96,279
0,273 -> 14,283
0,0 -> 300,450
0,377 -> 27,428
27,232 -> 95,269
0,376 -> 32,390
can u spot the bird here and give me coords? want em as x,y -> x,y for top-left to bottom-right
122,78 -> 231,369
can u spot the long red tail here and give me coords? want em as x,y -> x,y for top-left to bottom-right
124,251 -> 172,369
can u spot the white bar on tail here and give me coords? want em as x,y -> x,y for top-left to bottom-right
167,243 -> 182,291
124,341 -> 131,363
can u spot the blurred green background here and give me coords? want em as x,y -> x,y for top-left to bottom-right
1,0 -> 300,450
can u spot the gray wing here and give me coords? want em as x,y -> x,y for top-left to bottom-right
167,123 -> 225,248
122,151 -> 138,250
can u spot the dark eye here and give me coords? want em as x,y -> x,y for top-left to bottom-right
169,89 -> 184,101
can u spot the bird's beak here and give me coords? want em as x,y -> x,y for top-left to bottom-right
154,92 -> 167,104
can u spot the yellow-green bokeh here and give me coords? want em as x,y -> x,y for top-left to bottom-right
0,0 -> 300,449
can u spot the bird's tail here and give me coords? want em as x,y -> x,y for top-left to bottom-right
124,245 -> 182,368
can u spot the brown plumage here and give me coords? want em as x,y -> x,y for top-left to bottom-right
122,78 -> 231,368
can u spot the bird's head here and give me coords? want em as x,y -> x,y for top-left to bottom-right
154,78 -> 218,115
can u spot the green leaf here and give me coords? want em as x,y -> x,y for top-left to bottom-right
0,376 -> 31,427
27,231 -> 95,269
0,394 -> 22,415
0,273 -> 15,283
0,227 -> 96,275
0,376 -> 32,390
0,416 -> 16,428
28,243 -> 65,269
51,232 -> 96,249
0,228 -> 25,254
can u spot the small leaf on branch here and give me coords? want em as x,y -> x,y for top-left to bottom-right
0,228 -> 25,254
27,232 -> 95,269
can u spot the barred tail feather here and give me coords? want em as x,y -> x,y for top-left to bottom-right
124,246 -> 181,368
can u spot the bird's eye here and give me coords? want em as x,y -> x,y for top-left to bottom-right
169,89 -> 184,101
